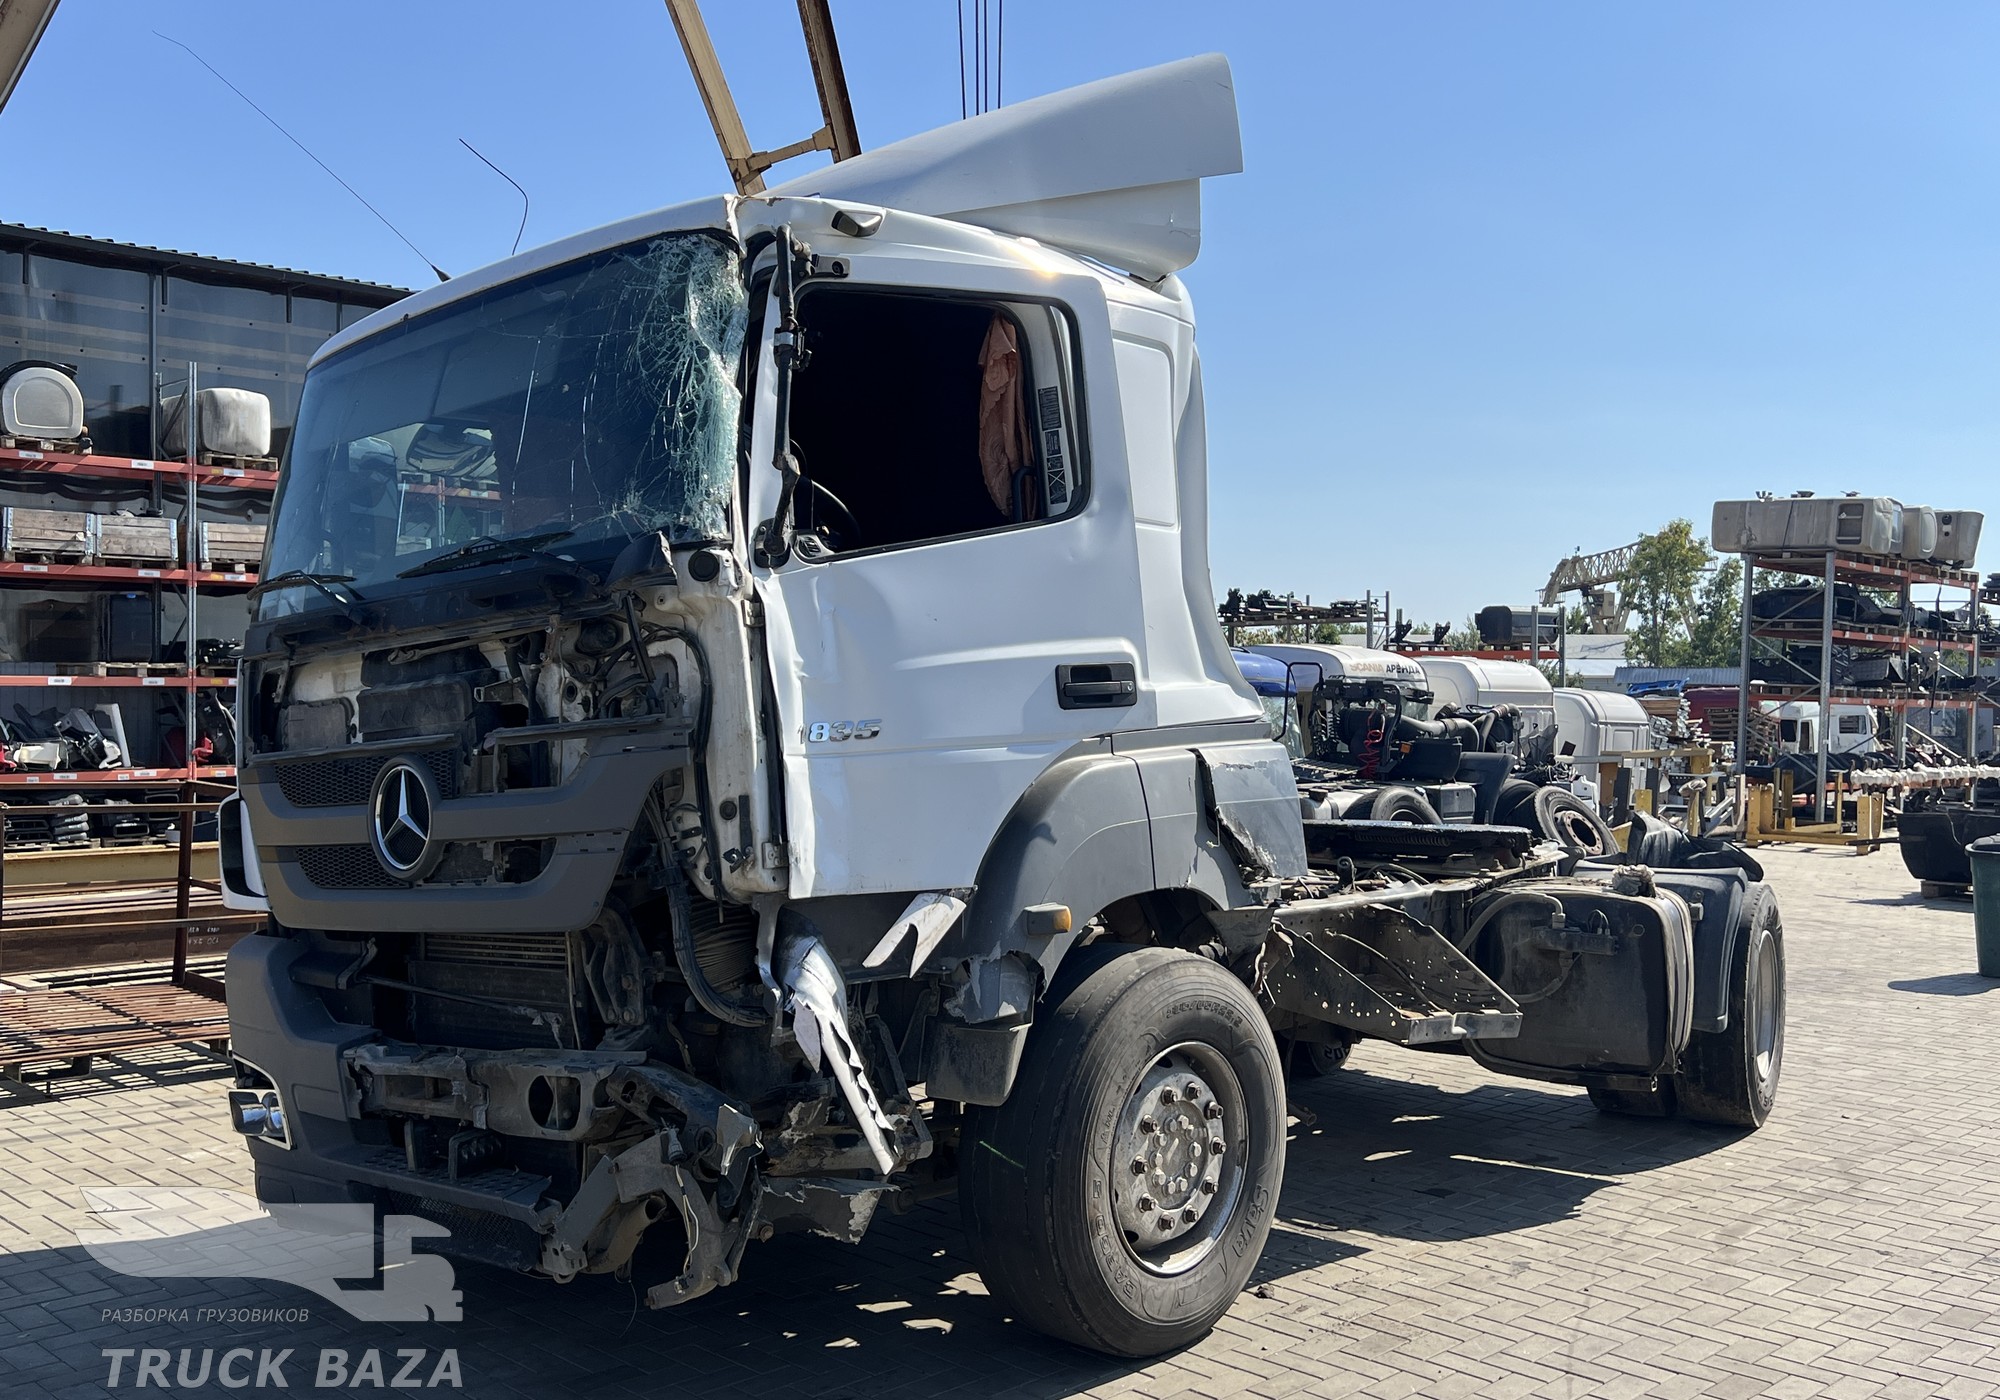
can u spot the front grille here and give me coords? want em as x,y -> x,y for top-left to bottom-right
295,844 -> 403,890
293,838 -> 553,894
380,1188 -> 543,1271
272,748 -> 459,808
422,930 -> 569,969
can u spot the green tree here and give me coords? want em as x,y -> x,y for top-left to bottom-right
1622,520 -> 1744,667
1624,520 -> 1710,666
1684,557 -> 1743,667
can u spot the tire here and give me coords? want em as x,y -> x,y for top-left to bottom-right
1533,786 -> 1619,858
1367,785 -> 1441,824
1494,778 -> 1541,829
1675,883 -> 1785,1127
1284,1033 -> 1352,1079
960,946 -> 1286,1357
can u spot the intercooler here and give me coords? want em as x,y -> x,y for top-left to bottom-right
404,929 -> 578,1050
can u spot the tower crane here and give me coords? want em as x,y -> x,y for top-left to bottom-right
1541,541 -> 1642,635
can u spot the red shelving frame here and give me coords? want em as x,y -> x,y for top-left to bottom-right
0,766 -> 236,787
0,444 -> 278,491
0,673 -> 234,689
1,428 -> 254,842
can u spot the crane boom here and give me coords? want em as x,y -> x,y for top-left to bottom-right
1541,541 -> 1641,606
663,0 -> 862,196
0,0 -> 59,115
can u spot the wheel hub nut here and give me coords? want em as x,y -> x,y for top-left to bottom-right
1113,1059 -> 1233,1248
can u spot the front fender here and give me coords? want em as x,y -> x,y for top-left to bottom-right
953,747 -> 1156,979
950,735 -> 1295,983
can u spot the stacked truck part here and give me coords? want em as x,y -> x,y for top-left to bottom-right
1713,494 -> 1986,820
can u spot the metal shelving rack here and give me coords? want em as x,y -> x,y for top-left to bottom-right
1733,546 -> 1983,819
0,371 -> 267,1004
0,374 -> 263,794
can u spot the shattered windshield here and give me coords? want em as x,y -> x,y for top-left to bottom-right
260,232 -> 744,617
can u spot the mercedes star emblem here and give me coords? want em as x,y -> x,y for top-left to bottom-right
369,759 -> 439,878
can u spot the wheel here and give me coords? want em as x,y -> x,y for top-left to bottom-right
1585,1079 -> 1677,1117
1493,778 -> 1541,829
1367,785 -> 1441,824
960,946 -> 1286,1357
1533,786 -> 1619,858
1284,1033 -> 1352,1079
1675,883 -> 1785,1127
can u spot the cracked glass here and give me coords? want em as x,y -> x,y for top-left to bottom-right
260,232 -> 744,616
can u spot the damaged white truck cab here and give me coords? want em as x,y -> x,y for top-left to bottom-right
220,55 -> 1784,1359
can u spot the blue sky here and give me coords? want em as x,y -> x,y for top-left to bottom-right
9,3 -> 1998,624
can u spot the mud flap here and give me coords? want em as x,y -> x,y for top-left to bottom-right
1260,903 -> 1523,1045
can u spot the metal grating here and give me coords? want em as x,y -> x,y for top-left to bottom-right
379,1189 -> 544,1270
272,748 -> 459,808
421,930 -> 569,970
0,984 -> 229,1069
295,844 -> 403,890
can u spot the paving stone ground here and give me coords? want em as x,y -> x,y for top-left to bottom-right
2,845 -> 1997,1398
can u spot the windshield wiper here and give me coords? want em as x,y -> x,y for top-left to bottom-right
397,529 -> 577,579
248,569 -> 366,623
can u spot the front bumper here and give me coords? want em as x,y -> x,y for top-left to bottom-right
224,932 -> 899,1297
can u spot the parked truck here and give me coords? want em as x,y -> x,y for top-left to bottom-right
217,56 -> 1786,1359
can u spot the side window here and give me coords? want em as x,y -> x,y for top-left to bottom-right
786,288 -> 1082,554
1838,713 -> 1868,735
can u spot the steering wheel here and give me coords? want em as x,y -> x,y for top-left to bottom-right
804,478 -> 862,550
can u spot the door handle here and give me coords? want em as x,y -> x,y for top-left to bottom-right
1057,663 -> 1138,710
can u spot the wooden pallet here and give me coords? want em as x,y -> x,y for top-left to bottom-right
0,434 -> 90,454
196,450 -> 278,472
0,981 -> 228,1077
199,521 -> 267,572
1,506 -> 93,562
54,661 -> 185,678
1919,881 -> 1974,900
93,514 -> 178,566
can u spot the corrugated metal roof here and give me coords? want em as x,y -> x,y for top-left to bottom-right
0,222 -> 408,299
1613,667 -> 1744,687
